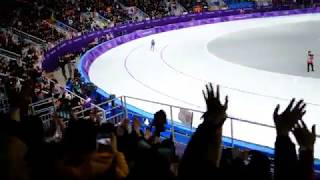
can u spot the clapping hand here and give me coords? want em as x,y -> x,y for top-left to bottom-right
202,83 -> 228,128
273,98 -> 306,136
293,120 -> 316,151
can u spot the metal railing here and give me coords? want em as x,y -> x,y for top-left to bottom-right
28,96 -> 56,136
0,97 -> 9,114
0,54 -> 26,65
44,20 -> 69,37
95,97 -> 126,124
0,48 -> 21,59
171,1 -> 188,15
29,97 -> 56,115
15,73 -> 320,157
0,73 -> 25,83
130,6 -> 150,21
39,112 -> 54,131
63,88 -> 106,121
206,0 -> 227,10
54,20 -> 78,33
117,2 -> 149,21
120,95 -> 320,153
82,12 -> 109,29
11,28 -> 47,47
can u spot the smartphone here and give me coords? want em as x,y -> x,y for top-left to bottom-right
97,138 -> 112,152
97,138 -> 111,145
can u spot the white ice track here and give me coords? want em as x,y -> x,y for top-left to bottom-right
89,14 -> 320,158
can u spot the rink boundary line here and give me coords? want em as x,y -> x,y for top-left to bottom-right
123,45 -> 202,109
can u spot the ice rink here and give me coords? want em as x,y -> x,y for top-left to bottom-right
88,13 -> 320,158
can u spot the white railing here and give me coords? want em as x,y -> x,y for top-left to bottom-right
44,20 -> 69,37
96,97 -> 125,124
82,12 -> 109,29
206,0 -> 227,10
64,94 -> 125,124
0,48 -> 21,59
46,78 -> 104,111
0,73 -> 25,82
117,2 -> 149,21
170,1 -> 188,16
54,20 -> 78,33
0,54 -> 26,65
63,88 -> 106,120
28,96 -> 56,136
120,95 -> 320,156
29,97 -> 55,115
39,112 -> 53,131
11,28 -> 47,46
254,0 -> 273,7
0,97 -> 9,114
130,6 -> 150,21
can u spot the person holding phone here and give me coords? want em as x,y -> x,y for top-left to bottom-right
58,120 -> 129,179
97,123 -> 115,152
95,123 -> 129,178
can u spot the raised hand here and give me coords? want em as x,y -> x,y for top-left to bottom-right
202,83 -> 228,127
273,98 -> 306,136
293,120 -> 316,151
133,118 -> 142,136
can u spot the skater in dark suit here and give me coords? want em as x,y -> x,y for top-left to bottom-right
151,39 -> 155,51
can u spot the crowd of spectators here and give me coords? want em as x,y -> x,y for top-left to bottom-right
1,80 -> 318,180
3,1 -> 65,43
0,30 -> 27,55
2,0 -> 315,60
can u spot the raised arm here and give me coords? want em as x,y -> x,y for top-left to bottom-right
292,120 -> 316,180
273,99 -> 305,180
179,83 -> 228,178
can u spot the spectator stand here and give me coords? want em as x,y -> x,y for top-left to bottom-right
0,48 -> 22,60
93,12 -> 110,28
228,1 -> 255,9
0,73 -> 25,114
29,97 -> 56,131
206,0 -> 228,10
0,74 -> 9,114
0,53 -> 24,70
125,5 -> 151,21
186,0 -> 210,13
254,0 -> 273,7
95,96 -> 127,124
68,90 -> 106,122
54,19 -> 79,35
0,28 -> 25,55
19,76 -> 108,142
102,1 -> 132,25
81,12 -> 109,29
11,28 -> 48,49
168,0 -> 188,16
51,79 -> 106,120
43,19 -> 70,39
